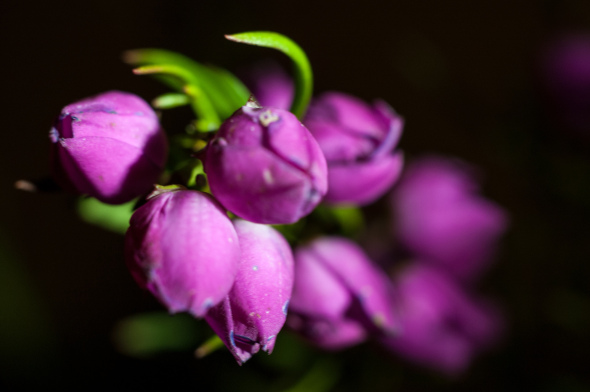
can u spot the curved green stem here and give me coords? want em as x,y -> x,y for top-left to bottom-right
225,31 -> 313,119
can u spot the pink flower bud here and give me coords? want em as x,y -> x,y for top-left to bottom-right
50,91 -> 168,204
287,237 -> 398,350
242,61 -> 294,111
304,92 -> 404,205
125,189 -> 240,317
204,103 -> 327,224
206,219 -> 294,364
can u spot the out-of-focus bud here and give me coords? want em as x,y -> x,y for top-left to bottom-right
304,92 -> 404,205
382,264 -> 502,375
539,33 -> 590,139
205,220 -> 294,364
204,102 -> 328,224
50,91 -> 168,204
124,189 -> 240,318
391,156 -> 508,283
242,61 -> 294,111
287,237 -> 397,350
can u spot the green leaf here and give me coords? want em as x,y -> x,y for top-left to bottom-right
124,49 -> 250,120
77,197 -> 135,235
113,312 -> 201,358
133,64 -> 220,132
225,31 -> 313,119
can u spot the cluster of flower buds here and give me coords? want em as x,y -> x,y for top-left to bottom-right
48,90 -> 304,363
125,187 -> 295,364
41,32 -> 507,371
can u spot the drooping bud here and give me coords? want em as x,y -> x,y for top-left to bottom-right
50,91 -> 168,204
204,103 -> 327,224
124,189 -> 240,317
205,219 -> 294,364
304,92 -> 404,205
287,237 -> 397,350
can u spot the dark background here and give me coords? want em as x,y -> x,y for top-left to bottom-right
2,0 -> 590,390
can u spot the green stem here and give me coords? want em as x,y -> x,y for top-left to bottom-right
194,335 -> 225,359
225,31 -> 313,119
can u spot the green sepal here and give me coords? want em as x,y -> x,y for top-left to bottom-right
225,31 -> 313,119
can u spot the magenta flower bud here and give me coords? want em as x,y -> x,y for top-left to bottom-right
287,237 -> 397,350
304,92 -> 404,205
204,103 -> 328,224
382,264 -> 502,375
205,219 -> 294,364
242,62 -> 294,111
391,156 -> 508,283
124,189 -> 240,317
50,91 -> 168,204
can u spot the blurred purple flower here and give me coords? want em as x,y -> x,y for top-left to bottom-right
206,220 -> 294,364
287,237 -> 398,350
50,90 -> 168,204
391,156 -> 508,283
540,33 -> 590,138
305,92 -> 404,205
124,189 -> 240,318
204,102 -> 327,224
242,61 -> 294,111
382,264 -> 502,375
